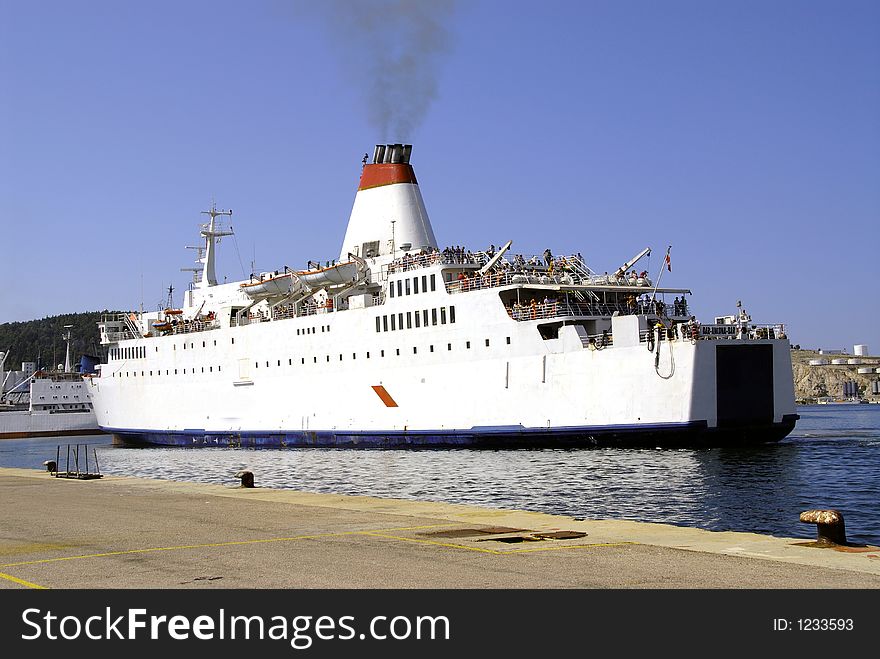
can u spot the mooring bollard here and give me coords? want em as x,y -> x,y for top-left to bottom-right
235,470 -> 255,488
43,460 -> 57,475
799,509 -> 847,545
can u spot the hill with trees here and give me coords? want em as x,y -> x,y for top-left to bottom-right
0,312 -> 118,371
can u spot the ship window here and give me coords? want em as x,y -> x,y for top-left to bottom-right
507,337 -> 511,344
376,317 -> 381,333
405,279 -> 411,295
174,369 -> 177,374
232,338 -> 235,344
214,340 -> 216,346
326,356 -> 330,362
390,282 -> 395,298
430,345 -> 434,352
413,347 -> 417,354
255,362 -> 259,368
322,326 -> 325,332
397,281 -> 402,297
431,309 -> 437,326
381,350 -> 385,357
414,277 -> 419,294
391,315 -> 396,331
339,354 -> 343,361
450,306 -> 456,323
398,313 -> 403,329
155,346 -> 158,352
485,339 -> 490,347
422,275 -> 427,291
430,274 -> 436,291
314,357 -> 317,363
218,366 -> 221,372
210,366 -> 213,372
150,371 -> 152,376
202,367 -> 205,373
183,344 -> 186,350
406,312 -> 412,329
448,343 -> 452,351
423,310 -> 429,325
396,348 -> 400,356
415,313 -> 421,328
202,341 -> 206,348
289,359 -> 292,365
383,316 -> 388,332
440,308 -> 447,324
277,360 -> 281,366
352,353 -> 356,360
366,352 -> 370,358
466,341 -> 471,349
166,370 -> 169,375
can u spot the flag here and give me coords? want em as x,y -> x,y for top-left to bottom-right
665,251 -> 671,272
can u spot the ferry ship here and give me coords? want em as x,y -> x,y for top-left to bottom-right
87,144 -> 798,447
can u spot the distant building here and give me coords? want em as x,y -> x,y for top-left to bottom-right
819,349 -> 845,355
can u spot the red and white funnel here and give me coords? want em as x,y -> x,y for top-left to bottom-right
339,144 -> 438,261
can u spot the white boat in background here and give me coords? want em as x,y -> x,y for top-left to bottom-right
0,334 -> 101,439
87,142 -> 798,448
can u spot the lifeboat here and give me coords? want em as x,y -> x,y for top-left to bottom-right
163,308 -> 183,315
240,273 -> 295,298
296,261 -> 359,288
152,321 -> 172,332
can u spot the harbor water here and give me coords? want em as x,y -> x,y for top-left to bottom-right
2,405 -> 878,546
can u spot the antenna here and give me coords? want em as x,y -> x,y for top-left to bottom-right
62,325 -> 73,373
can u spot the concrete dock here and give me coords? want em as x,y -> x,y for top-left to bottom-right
1,467 -> 879,589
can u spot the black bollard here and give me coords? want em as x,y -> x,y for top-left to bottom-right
799,509 -> 846,545
235,470 -> 255,488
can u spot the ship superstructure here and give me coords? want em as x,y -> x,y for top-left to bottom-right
87,144 -> 798,447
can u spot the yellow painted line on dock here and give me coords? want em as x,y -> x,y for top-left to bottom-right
0,571 -> 48,590
0,523 -> 455,569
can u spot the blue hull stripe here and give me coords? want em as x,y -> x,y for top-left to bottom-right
102,416 -> 797,448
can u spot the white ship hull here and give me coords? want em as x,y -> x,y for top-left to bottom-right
88,286 -> 797,447
87,143 -> 798,448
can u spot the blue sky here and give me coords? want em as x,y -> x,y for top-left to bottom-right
1,0 -> 877,351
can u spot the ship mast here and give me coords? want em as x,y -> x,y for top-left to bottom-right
62,325 -> 73,373
198,203 -> 234,288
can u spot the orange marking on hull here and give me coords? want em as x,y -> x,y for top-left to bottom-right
371,385 -> 398,407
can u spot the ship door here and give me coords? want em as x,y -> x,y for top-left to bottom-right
715,344 -> 774,427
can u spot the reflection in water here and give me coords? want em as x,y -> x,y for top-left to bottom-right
1,406 -> 878,545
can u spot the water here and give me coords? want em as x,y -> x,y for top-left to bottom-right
2,405 -> 879,545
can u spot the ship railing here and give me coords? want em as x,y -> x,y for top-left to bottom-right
445,269 -> 654,295
636,322 -> 788,343
168,319 -> 219,335
694,323 -> 788,341
505,300 -> 598,321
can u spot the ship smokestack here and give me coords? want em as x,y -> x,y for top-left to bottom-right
340,144 -> 437,261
